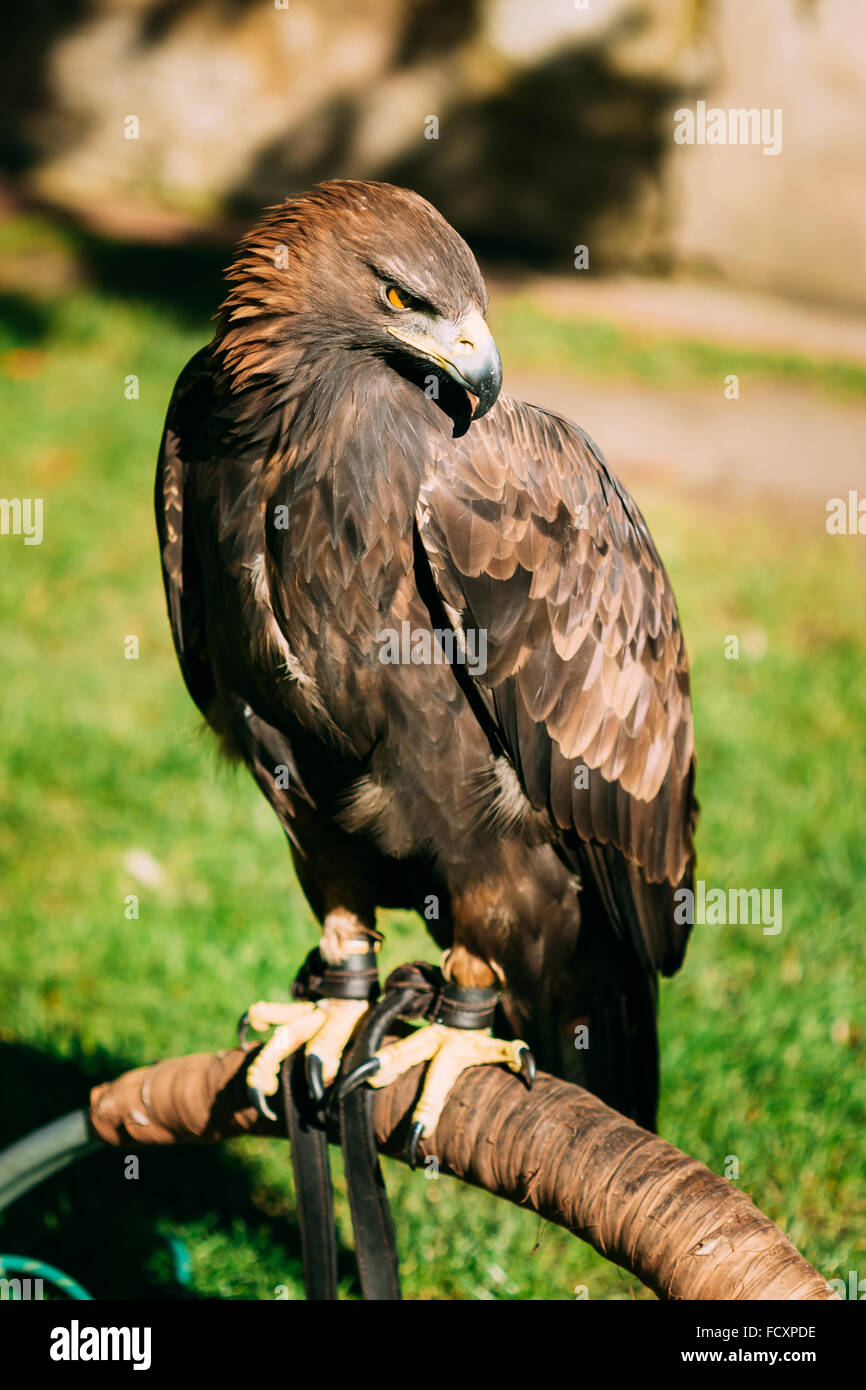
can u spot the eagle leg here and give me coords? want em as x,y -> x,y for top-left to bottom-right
240,923 -> 381,1118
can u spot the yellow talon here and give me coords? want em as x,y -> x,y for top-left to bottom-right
245,997 -> 369,1100
366,1023 -> 530,1148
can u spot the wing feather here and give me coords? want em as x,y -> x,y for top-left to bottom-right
418,395 -> 698,975
154,348 -> 217,716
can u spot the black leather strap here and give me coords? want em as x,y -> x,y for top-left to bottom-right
282,955 -> 499,1302
432,983 -> 497,1030
338,986 -> 417,1301
293,945 -> 380,1002
286,943 -> 394,1301
282,1051 -> 337,1300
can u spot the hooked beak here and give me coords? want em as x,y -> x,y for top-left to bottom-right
387,307 -> 502,419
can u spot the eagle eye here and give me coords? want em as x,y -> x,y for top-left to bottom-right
386,285 -> 413,310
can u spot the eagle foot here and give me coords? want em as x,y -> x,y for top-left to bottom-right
336,978 -> 534,1169
240,997 -> 371,1120
240,940 -> 380,1118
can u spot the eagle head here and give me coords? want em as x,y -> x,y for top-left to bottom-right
217,180 -> 502,431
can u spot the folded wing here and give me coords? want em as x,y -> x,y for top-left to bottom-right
417,395 -> 698,977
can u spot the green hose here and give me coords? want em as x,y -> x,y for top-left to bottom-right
0,1109 -> 193,1298
0,1110 -> 98,1212
0,1109 -> 99,1300
0,1253 -> 92,1300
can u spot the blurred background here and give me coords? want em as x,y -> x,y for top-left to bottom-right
1,0 -> 864,1301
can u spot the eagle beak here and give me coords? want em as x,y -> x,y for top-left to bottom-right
387,308 -> 502,420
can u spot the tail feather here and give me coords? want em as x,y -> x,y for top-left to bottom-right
499,894 -> 662,1132
567,967 -> 659,1132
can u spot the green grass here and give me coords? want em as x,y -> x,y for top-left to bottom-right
0,215 -> 863,1300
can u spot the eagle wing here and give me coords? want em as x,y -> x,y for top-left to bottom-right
155,347 -> 218,719
417,394 -> 697,977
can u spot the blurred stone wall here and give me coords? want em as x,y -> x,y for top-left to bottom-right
666,0 -> 866,309
4,0 -> 866,308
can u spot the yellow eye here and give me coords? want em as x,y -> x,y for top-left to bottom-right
386,285 -> 411,309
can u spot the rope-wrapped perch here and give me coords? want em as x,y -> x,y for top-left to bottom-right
88,1046 -> 836,1301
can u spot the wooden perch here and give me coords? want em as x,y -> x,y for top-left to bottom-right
88,1045 -> 836,1301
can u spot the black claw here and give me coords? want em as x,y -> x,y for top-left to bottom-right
334,1056 -> 381,1105
407,1121 -> 425,1171
519,1047 -> 536,1090
237,1011 -> 251,1049
306,1053 -> 325,1105
249,1086 -> 278,1123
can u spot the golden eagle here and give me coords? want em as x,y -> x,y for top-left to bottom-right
156,180 -> 697,1154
